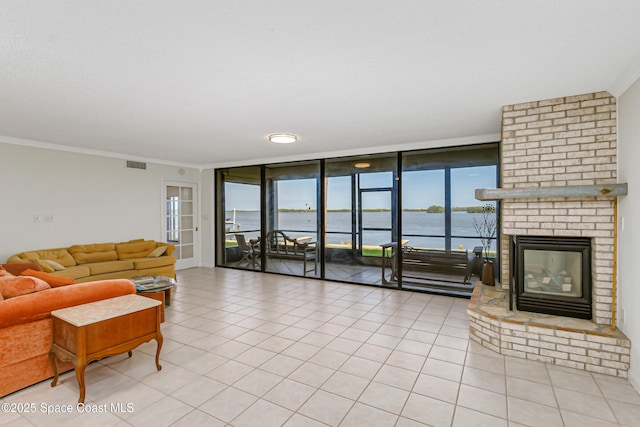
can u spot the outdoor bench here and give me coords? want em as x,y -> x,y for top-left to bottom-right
265,230 -> 317,276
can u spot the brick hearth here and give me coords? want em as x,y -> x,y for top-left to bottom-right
468,282 -> 630,377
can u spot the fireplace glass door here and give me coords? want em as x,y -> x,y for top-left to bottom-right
523,249 -> 582,298
513,236 -> 591,319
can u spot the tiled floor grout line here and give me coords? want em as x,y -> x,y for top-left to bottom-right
256,287 -> 418,425
226,307 -> 364,425
547,363 -> 566,426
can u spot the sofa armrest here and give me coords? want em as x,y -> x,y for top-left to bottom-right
1,263 -> 43,276
0,279 -> 136,328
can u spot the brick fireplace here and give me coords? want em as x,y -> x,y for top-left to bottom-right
500,91 -> 617,325
467,91 -> 631,377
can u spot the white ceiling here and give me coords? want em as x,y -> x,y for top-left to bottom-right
2,1 -> 640,168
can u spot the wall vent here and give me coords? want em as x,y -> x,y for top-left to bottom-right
126,160 -> 147,170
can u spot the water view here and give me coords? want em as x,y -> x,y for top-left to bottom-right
226,210 -> 491,252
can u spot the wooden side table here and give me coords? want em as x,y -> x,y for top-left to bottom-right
48,294 -> 163,403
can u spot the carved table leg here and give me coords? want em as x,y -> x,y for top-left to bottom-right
155,335 -> 163,371
75,358 -> 87,404
49,348 -> 59,387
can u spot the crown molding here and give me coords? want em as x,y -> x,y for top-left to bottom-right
2,132 -> 501,171
608,53 -> 640,97
0,135 -> 203,170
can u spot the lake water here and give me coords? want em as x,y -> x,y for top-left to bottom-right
226,210 -> 492,251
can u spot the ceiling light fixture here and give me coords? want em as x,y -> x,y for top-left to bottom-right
354,162 -> 371,168
269,133 -> 298,144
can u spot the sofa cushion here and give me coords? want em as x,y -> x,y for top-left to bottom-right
69,243 -> 118,264
20,249 -> 77,267
131,256 -> 176,270
34,260 -> 55,273
147,246 -> 167,258
161,243 -> 176,257
0,276 -> 50,299
87,260 -> 134,275
42,260 -> 66,271
20,269 -> 75,288
52,265 -> 91,280
116,241 -> 156,260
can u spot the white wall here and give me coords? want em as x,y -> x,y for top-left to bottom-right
618,76 -> 640,389
0,142 -> 202,262
199,168 -> 215,267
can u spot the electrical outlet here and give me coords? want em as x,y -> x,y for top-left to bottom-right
621,309 -> 626,323
44,214 -> 54,223
33,215 -> 42,223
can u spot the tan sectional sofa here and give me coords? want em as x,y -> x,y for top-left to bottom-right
6,239 -> 176,283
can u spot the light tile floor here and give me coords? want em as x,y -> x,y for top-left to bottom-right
3,267 -> 640,426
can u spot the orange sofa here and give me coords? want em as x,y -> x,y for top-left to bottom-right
0,264 -> 137,397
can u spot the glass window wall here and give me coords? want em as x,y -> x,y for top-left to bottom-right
215,143 -> 498,296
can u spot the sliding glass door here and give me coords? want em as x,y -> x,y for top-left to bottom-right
265,162 -> 320,278
324,154 -> 397,285
216,166 -> 261,270
400,146 -> 498,294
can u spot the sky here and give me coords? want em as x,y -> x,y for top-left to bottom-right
225,166 -> 497,211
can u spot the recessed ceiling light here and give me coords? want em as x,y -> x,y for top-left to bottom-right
354,162 -> 371,168
269,133 -> 298,144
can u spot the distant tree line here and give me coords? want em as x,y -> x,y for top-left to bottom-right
275,206 -> 487,213
406,205 -> 486,213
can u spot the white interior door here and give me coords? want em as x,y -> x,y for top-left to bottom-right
163,181 -> 199,270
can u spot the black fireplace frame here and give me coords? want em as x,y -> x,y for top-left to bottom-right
511,236 -> 592,319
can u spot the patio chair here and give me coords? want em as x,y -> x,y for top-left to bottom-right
235,234 -> 259,269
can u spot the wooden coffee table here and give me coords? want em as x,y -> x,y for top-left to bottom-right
49,294 -> 163,403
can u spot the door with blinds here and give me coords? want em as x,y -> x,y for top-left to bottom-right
163,182 -> 199,270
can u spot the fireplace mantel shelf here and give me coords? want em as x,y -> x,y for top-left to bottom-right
475,183 -> 628,201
